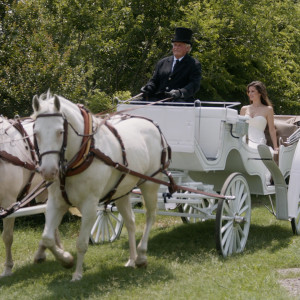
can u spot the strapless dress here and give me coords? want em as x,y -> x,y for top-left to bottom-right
247,116 -> 267,148
246,115 -> 272,185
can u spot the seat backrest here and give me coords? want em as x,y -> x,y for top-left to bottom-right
265,116 -> 299,147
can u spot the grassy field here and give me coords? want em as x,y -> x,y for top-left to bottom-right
0,196 -> 299,300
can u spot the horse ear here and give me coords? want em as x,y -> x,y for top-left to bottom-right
32,95 -> 40,112
54,95 -> 61,111
47,89 -> 51,99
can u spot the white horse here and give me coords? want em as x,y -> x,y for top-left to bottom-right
0,116 -> 48,276
32,93 -> 170,281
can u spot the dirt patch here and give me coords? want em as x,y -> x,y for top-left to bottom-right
277,268 -> 300,297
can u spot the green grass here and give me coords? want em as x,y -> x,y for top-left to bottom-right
0,196 -> 299,300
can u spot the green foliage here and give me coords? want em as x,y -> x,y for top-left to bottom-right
0,0 -> 299,117
84,89 -> 114,114
181,0 -> 300,111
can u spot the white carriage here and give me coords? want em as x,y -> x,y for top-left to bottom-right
91,100 -> 300,257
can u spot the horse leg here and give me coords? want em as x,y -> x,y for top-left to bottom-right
72,202 -> 97,281
34,199 -> 73,268
116,195 -> 137,267
135,184 -> 158,267
1,218 -> 15,277
34,227 -> 62,264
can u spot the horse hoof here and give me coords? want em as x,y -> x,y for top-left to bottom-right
71,272 -> 82,281
0,270 -> 13,278
125,259 -> 136,268
61,259 -> 74,269
34,256 -> 46,264
61,253 -> 74,269
136,261 -> 148,268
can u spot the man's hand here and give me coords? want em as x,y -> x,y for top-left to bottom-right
165,89 -> 182,99
141,85 -> 153,96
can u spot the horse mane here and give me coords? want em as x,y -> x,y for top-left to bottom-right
39,89 -> 52,101
31,90 -> 60,119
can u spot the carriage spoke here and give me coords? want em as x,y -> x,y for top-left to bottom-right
107,215 -> 117,239
223,201 -> 234,217
222,222 -> 233,246
101,216 -> 108,242
91,214 -> 101,235
221,219 -> 233,234
237,224 -> 245,238
95,216 -> 103,243
223,227 -> 233,254
239,204 -> 250,216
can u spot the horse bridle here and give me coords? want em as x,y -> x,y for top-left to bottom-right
34,113 -> 69,175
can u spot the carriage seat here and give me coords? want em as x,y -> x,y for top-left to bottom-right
265,116 -> 300,147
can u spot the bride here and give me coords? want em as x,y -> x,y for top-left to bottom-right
240,81 -> 279,153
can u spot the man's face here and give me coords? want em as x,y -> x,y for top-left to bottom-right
172,42 -> 189,59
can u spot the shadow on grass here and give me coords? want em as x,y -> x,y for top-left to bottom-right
145,219 -> 294,261
0,254 -> 174,299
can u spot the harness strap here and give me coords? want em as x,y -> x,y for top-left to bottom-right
105,120 -> 128,167
0,150 -> 36,170
122,114 -> 172,170
65,105 -> 94,176
90,148 -> 227,200
0,180 -> 50,219
17,172 -> 35,201
12,119 -> 36,162
95,119 -> 129,203
1,118 -> 38,202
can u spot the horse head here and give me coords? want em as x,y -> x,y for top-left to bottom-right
32,94 -> 66,181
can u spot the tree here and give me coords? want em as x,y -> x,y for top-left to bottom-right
179,0 -> 300,113
0,0 -> 299,116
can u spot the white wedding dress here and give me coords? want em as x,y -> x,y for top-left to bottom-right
247,116 -> 268,148
246,115 -> 272,184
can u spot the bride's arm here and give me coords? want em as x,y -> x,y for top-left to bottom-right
240,106 -> 246,116
266,107 -> 279,150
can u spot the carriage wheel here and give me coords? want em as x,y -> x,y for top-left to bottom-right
178,195 -> 218,223
291,198 -> 300,235
216,173 -> 251,257
90,205 -> 124,244
289,175 -> 300,235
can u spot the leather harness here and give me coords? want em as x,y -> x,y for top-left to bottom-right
0,118 -> 37,201
34,105 -> 172,206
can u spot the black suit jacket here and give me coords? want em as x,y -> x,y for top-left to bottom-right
144,54 -> 201,102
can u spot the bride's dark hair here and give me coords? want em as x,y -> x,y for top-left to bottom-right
247,81 -> 272,106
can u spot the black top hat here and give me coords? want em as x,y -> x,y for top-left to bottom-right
171,27 -> 193,45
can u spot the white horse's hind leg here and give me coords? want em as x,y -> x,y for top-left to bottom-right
72,201 -> 97,281
136,183 -> 158,267
116,195 -> 137,268
1,218 -> 15,277
35,198 -> 73,268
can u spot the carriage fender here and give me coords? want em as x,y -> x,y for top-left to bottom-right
288,140 -> 300,218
